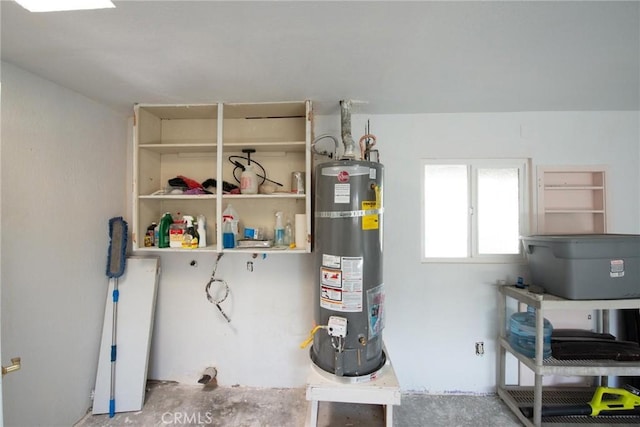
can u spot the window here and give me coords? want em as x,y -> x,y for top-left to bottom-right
421,159 -> 529,262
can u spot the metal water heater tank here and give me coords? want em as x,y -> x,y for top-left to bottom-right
311,159 -> 385,377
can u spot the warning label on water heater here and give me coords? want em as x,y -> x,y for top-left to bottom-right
334,183 -> 350,204
362,201 -> 379,230
320,255 -> 363,312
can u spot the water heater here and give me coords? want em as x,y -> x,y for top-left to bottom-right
310,102 -> 385,377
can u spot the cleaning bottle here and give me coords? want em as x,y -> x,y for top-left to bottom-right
144,222 -> 156,247
181,215 -> 199,249
222,219 -> 235,249
240,164 -> 259,194
169,216 -> 186,248
274,211 -> 284,247
197,214 -> 207,248
284,218 -> 293,246
158,212 -> 173,248
222,204 -> 237,223
223,204 -> 240,243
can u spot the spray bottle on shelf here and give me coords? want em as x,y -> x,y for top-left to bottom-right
240,148 -> 259,195
274,211 -> 285,247
197,214 -> 207,248
240,164 -> 259,194
284,218 -> 293,247
222,220 -> 235,249
223,204 -> 240,244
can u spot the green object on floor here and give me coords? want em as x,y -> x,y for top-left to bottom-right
521,385 -> 640,418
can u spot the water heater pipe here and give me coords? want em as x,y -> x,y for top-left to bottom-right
340,100 -> 357,159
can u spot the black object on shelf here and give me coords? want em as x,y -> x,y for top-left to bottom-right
621,309 -> 640,388
551,339 -> 640,361
550,328 -> 640,361
552,329 -> 616,341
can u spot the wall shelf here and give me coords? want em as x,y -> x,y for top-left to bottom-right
536,166 -> 607,234
132,101 -> 313,253
138,143 -> 217,154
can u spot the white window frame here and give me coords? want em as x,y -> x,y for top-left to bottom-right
421,158 -> 530,263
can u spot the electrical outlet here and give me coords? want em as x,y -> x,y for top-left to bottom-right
475,341 -> 484,356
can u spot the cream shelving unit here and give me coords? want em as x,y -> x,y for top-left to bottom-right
537,166 -> 607,234
497,285 -> 640,427
132,101 -> 312,253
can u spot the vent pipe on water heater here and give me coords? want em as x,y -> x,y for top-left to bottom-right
304,99 -> 386,379
339,100 -> 357,160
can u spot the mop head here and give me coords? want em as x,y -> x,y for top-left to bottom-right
106,217 -> 128,279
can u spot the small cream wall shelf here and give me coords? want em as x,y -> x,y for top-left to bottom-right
536,166 -> 608,234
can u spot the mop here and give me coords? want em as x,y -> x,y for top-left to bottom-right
106,217 -> 128,418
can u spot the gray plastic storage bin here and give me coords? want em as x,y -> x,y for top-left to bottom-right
522,234 -> 640,300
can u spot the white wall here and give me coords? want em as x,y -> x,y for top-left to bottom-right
2,62 -> 638,426
147,253 -> 316,387
147,110 -> 639,394
356,111 -> 640,392
1,62 -> 128,426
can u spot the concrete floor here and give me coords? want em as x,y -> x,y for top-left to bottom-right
75,380 -> 523,427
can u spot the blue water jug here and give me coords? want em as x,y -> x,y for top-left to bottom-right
508,306 -> 553,359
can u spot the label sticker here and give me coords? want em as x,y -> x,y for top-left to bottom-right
361,201 -> 379,230
321,165 -> 370,177
369,168 -> 376,179
342,257 -> 363,280
319,256 -> 363,312
367,284 -> 385,339
321,268 -> 342,288
321,286 -> 342,302
334,183 -> 350,204
610,259 -> 625,278
322,254 -> 341,269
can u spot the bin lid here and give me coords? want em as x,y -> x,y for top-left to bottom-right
521,234 -> 640,259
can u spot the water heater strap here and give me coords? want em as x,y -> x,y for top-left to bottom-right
315,208 -> 384,219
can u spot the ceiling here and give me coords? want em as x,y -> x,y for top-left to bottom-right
2,1 -> 639,116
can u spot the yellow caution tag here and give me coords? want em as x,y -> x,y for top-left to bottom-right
362,201 -> 378,230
